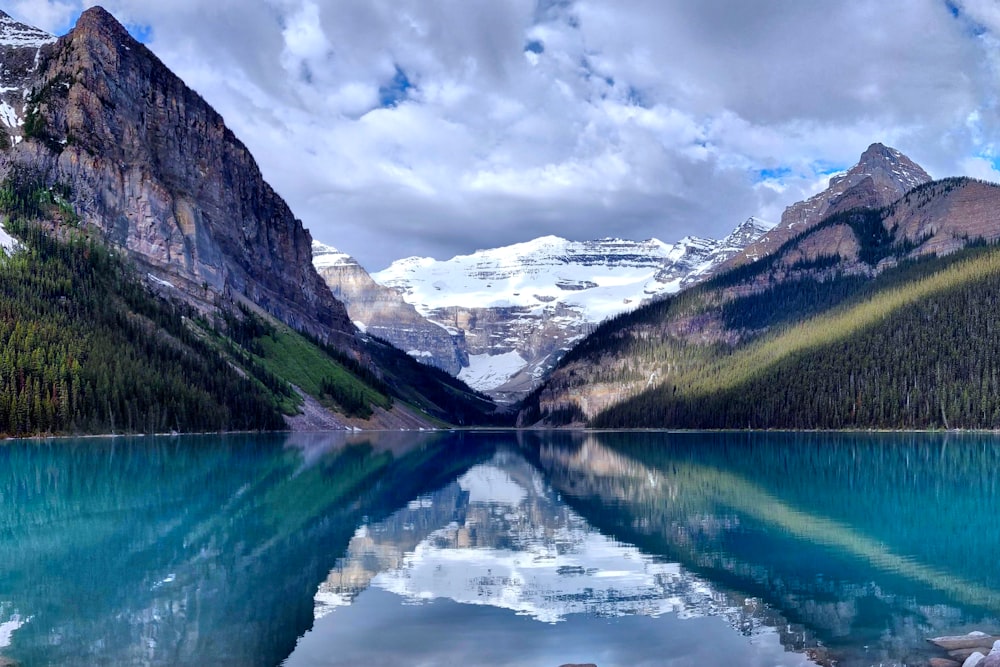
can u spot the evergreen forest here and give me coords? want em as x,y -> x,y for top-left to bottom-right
0,219 -> 285,435
0,173 -> 499,436
524,200 -> 1000,431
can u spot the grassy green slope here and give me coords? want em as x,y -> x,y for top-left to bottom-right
212,306 -> 502,426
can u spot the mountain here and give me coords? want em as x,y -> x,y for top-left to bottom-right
3,7 -> 353,341
721,142 -> 932,270
0,12 -> 55,145
312,241 -> 467,374
0,7 -> 497,433
356,217 -> 773,402
520,145 -> 1000,429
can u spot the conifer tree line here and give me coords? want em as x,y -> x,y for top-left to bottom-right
0,170 -> 504,435
0,175 -> 285,435
592,256 -> 1000,429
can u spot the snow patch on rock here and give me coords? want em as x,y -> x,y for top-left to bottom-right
458,351 -> 528,392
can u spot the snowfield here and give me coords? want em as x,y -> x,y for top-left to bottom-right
374,220 -> 775,326
458,351 -> 529,392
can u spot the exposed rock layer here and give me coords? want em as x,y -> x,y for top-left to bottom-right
312,241 -> 466,374
2,7 -> 354,343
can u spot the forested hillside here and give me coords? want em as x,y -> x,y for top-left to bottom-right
521,176 -> 1000,430
593,244 -> 1000,429
0,209 -> 285,435
0,174 -> 500,436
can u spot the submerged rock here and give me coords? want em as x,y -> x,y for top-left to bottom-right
930,633 -> 1000,651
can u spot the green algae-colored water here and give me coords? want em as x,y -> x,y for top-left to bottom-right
1,430 -> 997,666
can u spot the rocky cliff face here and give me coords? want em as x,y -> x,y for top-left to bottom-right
0,7 -> 354,343
312,241 -> 467,374
367,221 -> 772,402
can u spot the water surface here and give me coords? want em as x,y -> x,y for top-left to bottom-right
1,430 -> 998,666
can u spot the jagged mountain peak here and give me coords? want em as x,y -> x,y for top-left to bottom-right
73,5 -> 129,35
312,240 -> 357,269
784,142 -> 931,230
3,4 -> 355,342
716,143 -> 932,273
831,142 -> 931,192
723,216 -> 776,244
745,215 -> 777,230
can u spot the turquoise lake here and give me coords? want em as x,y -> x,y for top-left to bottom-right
1,430 -> 998,666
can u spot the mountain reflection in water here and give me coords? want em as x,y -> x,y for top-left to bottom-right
289,443 -> 819,667
2,431 -> 999,666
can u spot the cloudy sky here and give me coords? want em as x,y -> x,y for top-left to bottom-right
4,0 -> 1000,270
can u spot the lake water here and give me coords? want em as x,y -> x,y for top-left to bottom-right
0,431 -> 998,666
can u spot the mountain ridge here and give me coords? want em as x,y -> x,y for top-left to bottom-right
519,143 -> 1000,428
315,216 -> 774,401
720,142 -> 932,272
6,6 -> 356,343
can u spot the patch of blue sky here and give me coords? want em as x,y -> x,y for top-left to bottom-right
756,167 -> 792,182
50,11 -> 152,43
378,67 -> 413,108
127,24 -> 153,44
944,0 -> 988,36
524,40 -> 544,54
811,161 -> 846,176
53,12 -> 81,36
623,85 -> 651,108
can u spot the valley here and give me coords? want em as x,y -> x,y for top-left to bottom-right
315,218 -> 775,402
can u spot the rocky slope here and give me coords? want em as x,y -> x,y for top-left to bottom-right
722,142 -> 931,270
0,7 -> 353,343
0,11 -> 55,145
312,241 -> 466,374
359,217 -> 773,402
521,145 -> 1000,426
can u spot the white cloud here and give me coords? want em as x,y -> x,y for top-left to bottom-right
961,156 -> 1000,182
2,0 -> 999,270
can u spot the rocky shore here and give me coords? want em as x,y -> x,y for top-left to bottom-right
928,632 -> 1000,666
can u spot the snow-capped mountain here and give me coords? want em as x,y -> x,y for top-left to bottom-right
0,11 -> 56,139
0,11 -> 55,252
357,217 -> 773,400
